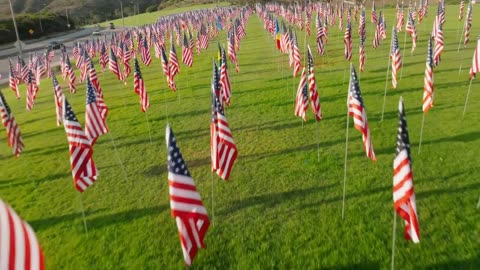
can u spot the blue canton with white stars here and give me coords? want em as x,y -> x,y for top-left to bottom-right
167,126 -> 191,177
86,78 -> 96,105
349,65 -> 364,106
396,100 -> 411,159
64,99 -> 78,122
134,58 -> 142,79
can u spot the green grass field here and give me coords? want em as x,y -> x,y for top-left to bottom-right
1,4 -> 479,269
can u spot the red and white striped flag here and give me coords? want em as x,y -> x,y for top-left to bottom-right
0,91 -> 24,157
469,38 -> 480,80
405,11 -> 417,53
344,22 -> 352,61
85,77 -> 108,145
371,1 -> 377,24
348,64 -> 376,161
169,37 -> 180,78
8,60 -> 20,99
463,3 -> 472,48
459,0 -> 465,21
307,46 -> 322,121
51,71 -> 64,126
133,58 -> 150,112
182,33 -> 193,67
394,97 -> 420,243
433,23 -> 444,66
26,70 -> 37,111
423,38 -> 434,112
227,32 -> 239,73
0,199 -> 45,270
166,124 -> 210,266
294,68 -> 308,121
211,63 -> 238,180
219,47 -> 231,107
65,54 -> 76,93
141,38 -> 152,66
292,32 -> 301,77
63,98 -> 98,192
391,29 -> 402,89
109,47 -> 125,84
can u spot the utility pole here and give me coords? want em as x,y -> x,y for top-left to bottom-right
120,1 -> 125,27
8,0 -> 22,57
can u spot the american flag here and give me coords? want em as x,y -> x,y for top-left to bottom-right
211,63 -> 238,180
405,11 -> 417,53
307,46 -> 322,121
182,33 -> 193,67
423,38 -> 434,112
396,6 -> 404,32
133,58 -> 150,112
169,37 -> 180,78
0,91 -> 24,157
99,42 -> 108,72
359,40 -> 366,72
379,12 -> 387,40
459,0 -> 465,21
65,54 -> 76,93
469,38 -> 480,80
292,32 -> 301,77
51,71 -> 64,126
295,68 -> 309,121
0,199 -> 45,270
153,35 -> 162,59
109,47 -> 125,83
189,29 -> 195,51
161,46 -> 176,91
79,51 -> 89,83
26,70 -> 37,111
358,8 -> 366,38
344,22 -> 352,61
391,29 -> 402,89
8,60 -> 20,99
85,77 -> 108,145
141,38 -> 152,66
228,32 -> 239,73
394,97 -> 420,243
373,16 -> 381,48
316,14 -> 325,55
63,98 -> 98,192
89,59 -> 103,98
166,124 -> 210,266
219,47 -> 231,107
371,1 -> 377,24
123,43 -> 132,78
463,3 -> 472,48
433,23 -> 444,66
348,64 -> 376,160
305,12 -> 311,37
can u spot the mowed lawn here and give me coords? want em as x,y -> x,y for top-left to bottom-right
1,4 -> 479,269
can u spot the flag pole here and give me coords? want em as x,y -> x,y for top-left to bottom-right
342,102 -> 350,220
457,23 -> 465,53
381,28 -> 393,122
462,78 -> 474,117
391,211 -> 397,270
418,112 -> 426,154
477,196 -> 480,209
108,132 -> 129,182
78,194 -> 88,235
211,171 -> 215,226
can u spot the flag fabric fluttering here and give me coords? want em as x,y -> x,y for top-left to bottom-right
63,98 -> 98,192
344,22 -> 353,61
433,23 -> 444,67
219,47 -> 232,107
405,11 -> 417,53
65,54 -> 76,93
0,198 -> 45,270
292,32 -> 301,77
348,64 -> 376,161
391,29 -> 402,89
463,3 -> 472,48
210,63 -> 238,180
307,46 -> 322,121
371,1 -> 377,24
0,90 -> 24,157
51,71 -> 64,126
8,60 -> 20,99
294,68 -> 309,121
423,38 -> 434,112
394,98 -> 420,243
182,33 -> 193,67
469,38 -> 480,79
459,0 -> 465,21
133,58 -> 150,112
169,37 -> 180,78
85,77 -> 109,145
109,47 -> 125,84
166,124 -> 210,266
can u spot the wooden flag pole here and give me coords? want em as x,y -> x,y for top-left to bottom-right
462,78 -> 474,117
108,132 -> 129,182
391,211 -> 398,270
78,194 -> 88,235
381,28 -> 393,123
399,27 -> 407,80
144,110 -> 153,145
342,105 -> 350,220
418,112 -> 426,154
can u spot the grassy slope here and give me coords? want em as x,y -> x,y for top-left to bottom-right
98,2 -> 232,27
1,4 -> 479,269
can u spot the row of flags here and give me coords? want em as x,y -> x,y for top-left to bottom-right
1,1 -> 479,267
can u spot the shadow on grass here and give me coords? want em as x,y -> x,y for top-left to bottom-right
322,262 -> 381,270
425,257 -> 480,269
144,157 -> 210,177
29,208 -> 106,232
87,204 -> 169,229
0,172 -> 70,190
